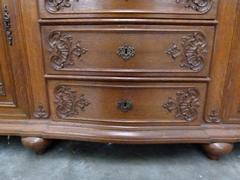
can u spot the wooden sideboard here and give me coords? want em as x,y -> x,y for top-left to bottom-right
0,0 -> 240,159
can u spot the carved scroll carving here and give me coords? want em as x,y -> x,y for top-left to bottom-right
33,105 -> 49,119
2,5 -> 13,46
48,31 -> 88,70
206,110 -> 222,123
176,0 -> 213,13
46,0 -> 79,12
166,32 -> 208,72
55,86 -> 90,118
163,88 -> 200,122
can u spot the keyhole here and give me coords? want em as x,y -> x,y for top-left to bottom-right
118,100 -> 133,112
123,102 -> 128,108
124,48 -> 128,55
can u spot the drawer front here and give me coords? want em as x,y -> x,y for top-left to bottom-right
48,80 -> 207,125
42,25 -> 215,77
38,0 -> 218,19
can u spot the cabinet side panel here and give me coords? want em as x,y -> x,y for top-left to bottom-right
222,1 -> 240,123
205,0 -> 238,123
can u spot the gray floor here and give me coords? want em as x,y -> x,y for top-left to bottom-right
0,137 -> 240,180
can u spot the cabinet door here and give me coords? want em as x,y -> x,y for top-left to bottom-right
0,0 -> 29,119
222,4 -> 240,123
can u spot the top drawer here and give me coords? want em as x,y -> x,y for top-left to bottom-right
38,0 -> 218,20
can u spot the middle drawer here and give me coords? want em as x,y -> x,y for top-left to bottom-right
41,25 -> 215,77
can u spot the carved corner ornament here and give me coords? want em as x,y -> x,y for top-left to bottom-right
163,88 -> 200,122
46,0 -> 79,13
33,105 -> 49,119
55,86 -> 90,118
206,110 -> 222,123
166,32 -> 208,72
176,0 -> 213,13
48,31 -> 88,70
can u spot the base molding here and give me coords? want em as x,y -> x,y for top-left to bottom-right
0,119 -> 240,144
0,119 -> 238,159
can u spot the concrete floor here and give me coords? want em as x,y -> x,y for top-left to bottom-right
0,137 -> 240,180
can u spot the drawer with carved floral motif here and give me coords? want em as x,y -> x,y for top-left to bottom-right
38,0 -> 218,20
41,25 -> 215,77
48,80 -> 206,125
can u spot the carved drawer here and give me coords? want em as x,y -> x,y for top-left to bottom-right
41,25 -> 215,77
38,0 -> 218,19
48,80 -> 207,125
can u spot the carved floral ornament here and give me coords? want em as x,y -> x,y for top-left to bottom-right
48,31 -> 88,70
163,88 -> 200,122
206,110 -> 222,123
176,0 -> 213,13
46,0 -> 79,12
55,86 -> 90,118
45,0 -> 213,13
166,32 -> 208,72
33,105 -> 49,119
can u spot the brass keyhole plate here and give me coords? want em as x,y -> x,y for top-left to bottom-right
117,44 -> 136,61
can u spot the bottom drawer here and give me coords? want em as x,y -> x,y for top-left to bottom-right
48,81 -> 207,125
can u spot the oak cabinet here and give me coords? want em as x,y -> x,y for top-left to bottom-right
0,0 -> 240,160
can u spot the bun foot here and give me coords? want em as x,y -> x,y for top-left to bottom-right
21,137 -> 52,154
201,143 -> 234,160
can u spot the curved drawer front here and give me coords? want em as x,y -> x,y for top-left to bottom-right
41,25 -> 215,77
38,0 -> 218,19
48,80 -> 207,125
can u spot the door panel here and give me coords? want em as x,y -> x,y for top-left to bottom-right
0,0 -> 29,118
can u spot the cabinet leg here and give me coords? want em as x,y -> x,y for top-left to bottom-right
21,137 -> 52,154
201,143 -> 234,160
